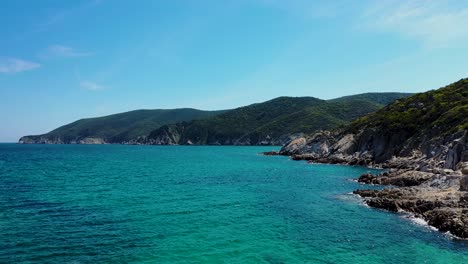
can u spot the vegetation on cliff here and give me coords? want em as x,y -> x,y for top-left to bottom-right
349,79 -> 467,134
148,93 -> 411,145
280,78 -> 468,167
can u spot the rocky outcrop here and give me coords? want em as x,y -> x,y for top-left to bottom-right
358,170 -> 436,187
279,78 -> 468,171
279,137 -> 308,155
272,79 -> 468,238
76,137 -> 107,144
262,151 -> 280,156
279,128 -> 467,172
280,130 -> 468,238
354,168 -> 468,238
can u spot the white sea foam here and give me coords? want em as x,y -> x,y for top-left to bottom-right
401,213 -> 440,232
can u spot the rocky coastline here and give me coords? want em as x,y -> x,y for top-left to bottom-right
265,125 -> 468,238
354,167 -> 468,239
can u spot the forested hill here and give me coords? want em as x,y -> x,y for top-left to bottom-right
18,109 -> 226,144
146,93 -> 412,145
19,92 -> 411,145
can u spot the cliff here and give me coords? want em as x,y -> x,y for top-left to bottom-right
280,78 -> 468,171
277,78 -> 468,238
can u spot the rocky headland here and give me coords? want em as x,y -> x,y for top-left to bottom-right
269,79 -> 468,238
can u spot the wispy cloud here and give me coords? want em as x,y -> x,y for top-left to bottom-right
258,0 -> 350,19
0,58 -> 41,74
34,11 -> 67,33
42,45 -> 93,58
80,80 -> 106,91
361,0 -> 468,48
35,0 -> 103,32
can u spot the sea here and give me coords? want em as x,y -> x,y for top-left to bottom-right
1,144 -> 467,263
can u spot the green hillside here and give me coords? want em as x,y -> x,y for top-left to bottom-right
20,108 -> 225,143
347,79 -> 468,146
19,92 -> 412,145
148,93 -> 412,145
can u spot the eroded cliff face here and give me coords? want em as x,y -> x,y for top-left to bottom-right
280,128 -> 467,171
144,124 -> 300,146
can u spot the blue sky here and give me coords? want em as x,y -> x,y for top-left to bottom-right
1,0 -> 468,142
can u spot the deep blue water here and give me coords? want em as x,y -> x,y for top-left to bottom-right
0,144 -> 467,263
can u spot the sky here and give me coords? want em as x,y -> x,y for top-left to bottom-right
1,0 -> 468,142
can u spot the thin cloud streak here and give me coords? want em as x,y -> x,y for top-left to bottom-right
80,80 -> 106,91
34,0 -> 103,32
0,58 -> 41,74
361,0 -> 468,48
258,0 -> 351,19
44,45 -> 93,58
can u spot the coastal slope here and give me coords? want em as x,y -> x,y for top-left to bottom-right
146,93 -> 411,145
278,78 -> 468,238
18,109 -> 225,144
19,92 -> 411,145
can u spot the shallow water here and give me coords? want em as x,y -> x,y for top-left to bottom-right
1,144 -> 467,263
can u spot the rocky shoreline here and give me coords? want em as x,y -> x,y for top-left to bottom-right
263,125 -> 468,238
354,167 -> 468,239
265,148 -> 468,238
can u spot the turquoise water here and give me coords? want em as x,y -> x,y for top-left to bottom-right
0,144 -> 467,263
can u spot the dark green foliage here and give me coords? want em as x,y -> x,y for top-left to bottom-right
149,93 -> 412,144
348,79 -> 468,137
23,92 -> 413,144
31,109 -> 225,143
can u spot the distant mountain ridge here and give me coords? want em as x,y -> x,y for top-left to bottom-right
18,92 -> 412,145
19,109 -> 225,144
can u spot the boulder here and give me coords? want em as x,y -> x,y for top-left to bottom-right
357,173 -> 378,184
462,163 -> 468,175
262,151 -> 279,156
460,175 -> 468,191
279,137 -> 307,155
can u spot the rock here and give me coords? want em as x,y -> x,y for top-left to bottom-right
357,173 -> 378,184
291,153 -> 317,161
357,170 -> 433,187
366,198 -> 400,212
353,189 -> 379,197
460,175 -> 468,191
355,173 -> 468,238
332,134 -> 355,154
442,169 -> 454,175
279,137 -> 307,155
425,208 -> 468,238
382,171 -> 434,187
78,137 -> 106,144
262,151 -> 279,156
461,163 -> 468,174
